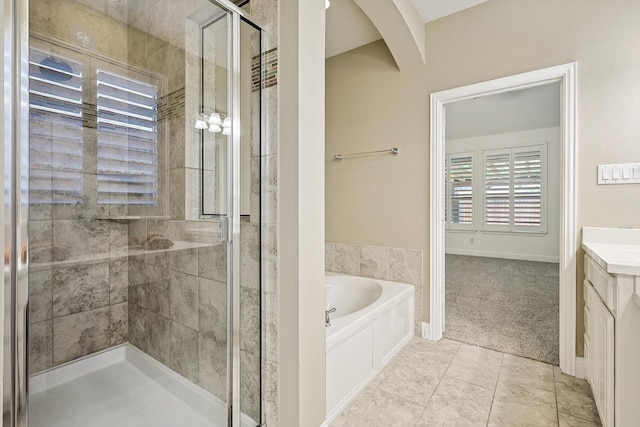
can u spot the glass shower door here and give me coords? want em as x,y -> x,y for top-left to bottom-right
2,1 -> 264,426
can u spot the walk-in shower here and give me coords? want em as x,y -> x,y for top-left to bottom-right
3,0 -> 263,425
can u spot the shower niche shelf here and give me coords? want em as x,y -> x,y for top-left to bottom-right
29,241 -> 216,271
94,215 -> 172,223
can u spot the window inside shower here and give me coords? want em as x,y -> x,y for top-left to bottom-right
25,1 -> 262,426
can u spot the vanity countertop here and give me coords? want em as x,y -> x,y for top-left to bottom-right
582,227 -> 640,276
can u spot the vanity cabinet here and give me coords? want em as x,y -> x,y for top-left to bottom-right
583,229 -> 640,427
583,264 -> 614,427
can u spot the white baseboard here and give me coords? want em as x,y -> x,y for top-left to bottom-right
421,322 -> 433,340
574,357 -> 587,380
445,248 -> 559,263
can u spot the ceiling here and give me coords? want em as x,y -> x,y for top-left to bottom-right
445,82 -> 561,140
325,0 -> 488,58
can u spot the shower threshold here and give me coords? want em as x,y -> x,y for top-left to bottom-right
29,343 -> 257,427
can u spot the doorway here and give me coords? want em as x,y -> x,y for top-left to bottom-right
428,64 -> 578,376
443,83 -> 561,364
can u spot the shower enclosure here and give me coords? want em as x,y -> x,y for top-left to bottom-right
3,0 -> 263,426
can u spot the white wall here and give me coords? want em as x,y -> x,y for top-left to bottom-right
278,0 -> 326,425
326,0 -> 640,358
445,127 -> 560,262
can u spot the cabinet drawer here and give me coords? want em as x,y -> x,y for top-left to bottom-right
586,255 -> 615,311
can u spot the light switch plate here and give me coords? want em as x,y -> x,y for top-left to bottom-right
598,163 -> 640,184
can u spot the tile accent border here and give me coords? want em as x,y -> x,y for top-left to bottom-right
252,48 -> 278,91
326,242 -> 423,335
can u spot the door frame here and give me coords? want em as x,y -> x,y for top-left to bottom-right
428,63 -> 578,375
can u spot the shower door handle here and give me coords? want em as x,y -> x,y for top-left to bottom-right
220,215 -> 232,242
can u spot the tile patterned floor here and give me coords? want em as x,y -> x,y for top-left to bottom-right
330,338 -> 601,427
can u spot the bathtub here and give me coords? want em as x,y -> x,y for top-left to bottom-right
325,272 -> 414,422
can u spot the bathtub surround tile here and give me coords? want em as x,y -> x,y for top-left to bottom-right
389,247 -> 423,287
416,376 -> 493,426
327,242 -> 424,338
29,320 -> 53,373
413,286 -> 423,336
52,263 -> 110,317
333,243 -> 361,276
360,246 -> 389,280
170,322 -> 199,384
330,387 -> 424,427
554,366 -> 601,423
53,307 -> 111,365
445,343 -> 503,390
325,243 -> 335,272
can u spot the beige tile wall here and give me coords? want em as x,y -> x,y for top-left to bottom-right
27,0 -> 277,425
326,242 -> 424,335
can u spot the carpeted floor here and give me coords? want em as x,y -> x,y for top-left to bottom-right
444,254 -> 559,365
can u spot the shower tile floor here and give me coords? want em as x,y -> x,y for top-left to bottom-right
330,337 -> 602,427
29,345 -> 230,427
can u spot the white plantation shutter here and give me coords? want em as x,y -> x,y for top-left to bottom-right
447,153 -> 474,229
96,70 -> 158,205
444,155 -> 448,225
482,143 -> 547,233
29,48 -> 84,204
484,150 -> 511,228
513,147 -> 544,228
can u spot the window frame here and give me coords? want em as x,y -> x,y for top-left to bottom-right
445,150 -> 476,231
482,142 -> 548,234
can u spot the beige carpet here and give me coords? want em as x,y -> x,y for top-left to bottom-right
444,254 -> 559,365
